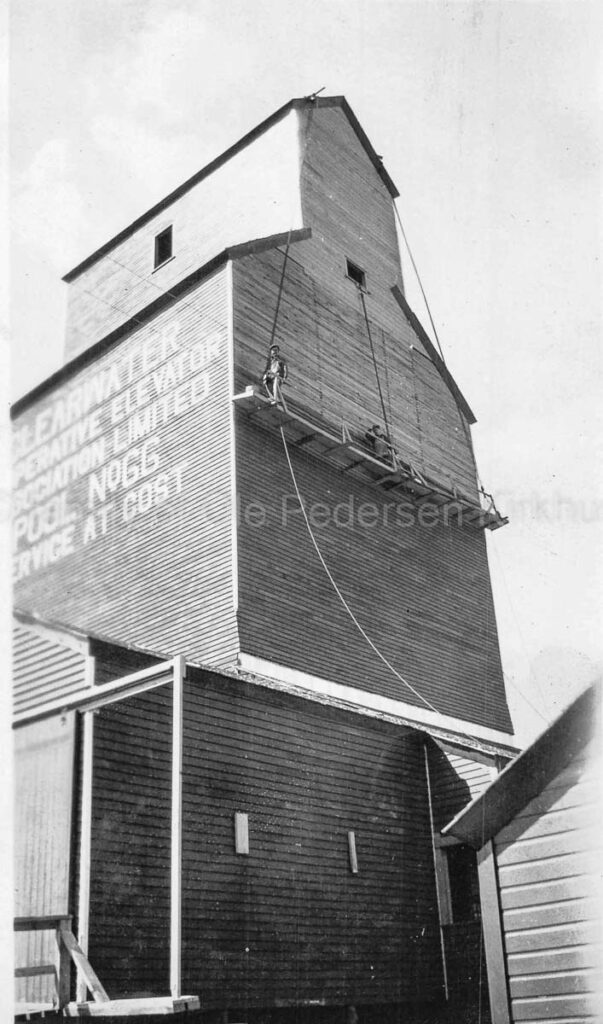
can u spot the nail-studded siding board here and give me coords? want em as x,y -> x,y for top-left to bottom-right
13,267 -> 239,668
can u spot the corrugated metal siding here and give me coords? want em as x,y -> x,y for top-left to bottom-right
64,110 -> 301,360
14,268 -> 239,667
13,623 -> 87,714
235,421 -> 511,735
88,685 -> 172,997
181,668 -> 443,1013
495,741 -> 603,1022
427,742 -> 496,832
13,712 -> 76,1006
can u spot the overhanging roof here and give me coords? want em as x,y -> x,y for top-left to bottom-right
62,95 -> 399,284
443,681 -> 601,849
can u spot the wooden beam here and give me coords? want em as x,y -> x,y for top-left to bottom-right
170,656 -> 185,999
60,928 -> 109,1003
234,812 -> 249,855
477,841 -> 511,1024
64,995 -> 201,1017
77,710 -> 94,1002
14,915 -> 72,931
347,831 -> 358,874
14,965 -> 56,978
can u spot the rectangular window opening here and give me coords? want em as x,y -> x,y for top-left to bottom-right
345,259 -> 367,290
154,226 -> 173,269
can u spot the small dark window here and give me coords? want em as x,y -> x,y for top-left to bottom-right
154,226 -> 173,268
346,259 -> 367,290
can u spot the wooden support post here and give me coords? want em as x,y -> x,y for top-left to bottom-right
170,655 -> 185,1000
423,743 -> 449,999
77,710 -> 94,1003
61,928 -> 109,1003
57,919 -> 72,1008
477,841 -> 511,1024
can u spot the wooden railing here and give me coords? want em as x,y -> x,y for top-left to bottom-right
14,915 -> 109,1013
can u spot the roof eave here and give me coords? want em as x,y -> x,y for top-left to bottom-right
443,681 -> 601,848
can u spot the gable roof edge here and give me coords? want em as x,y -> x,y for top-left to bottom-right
391,285 -> 476,424
442,681 -> 601,848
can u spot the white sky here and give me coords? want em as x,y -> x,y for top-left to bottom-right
8,0 -> 603,745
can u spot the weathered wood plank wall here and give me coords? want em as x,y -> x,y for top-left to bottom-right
13,712 -> 77,1006
235,420 -> 511,734
494,740 -> 602,1022
63,110 -> 301,360
14,269 -> 239,668
233,246 -> 477,501
88,685 -> 173,997
298,104 -> 477,497
181,667 -> 442,1012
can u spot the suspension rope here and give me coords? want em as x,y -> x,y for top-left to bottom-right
359,289 -> 392,443
268,231 -> 292,350
279,424 -> 440,715
393,202 -> 446,364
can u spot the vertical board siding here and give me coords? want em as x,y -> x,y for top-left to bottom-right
235,420 -> 511,734
181,669 -> 443,1012
14,268 -> 239,667
13,712 -> 76,1006
427,742 -> 496,832
88,685 -> 172,997
495,743 -> 603,1022
13,623 -> 87,714
64,110 -> 302,360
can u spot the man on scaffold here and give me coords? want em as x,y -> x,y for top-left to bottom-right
262,344 -> 288,403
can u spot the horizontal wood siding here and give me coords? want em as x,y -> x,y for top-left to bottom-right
233,247 -> 478,502
494,742 -> 603,1022
235,420 -> 511,734
181,668 -> 443,1012
298,104 -> 477,498
88,684 -> 172,997
443,921 -> 491,1022
14,268 -> 239,667
13,623 -> 87,714
14,712 -> 76,1006
64,110 -> 301,359
427,741 -> 496,832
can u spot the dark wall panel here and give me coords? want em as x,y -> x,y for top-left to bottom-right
89,685 -> 172,998
181,669 -> 442,1012
235,421 -> 511,735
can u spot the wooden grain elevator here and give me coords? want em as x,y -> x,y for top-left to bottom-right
12,95 -> 517,1023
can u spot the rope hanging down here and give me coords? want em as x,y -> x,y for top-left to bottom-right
279,424 -> 439,715
359,289 -> 392,444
